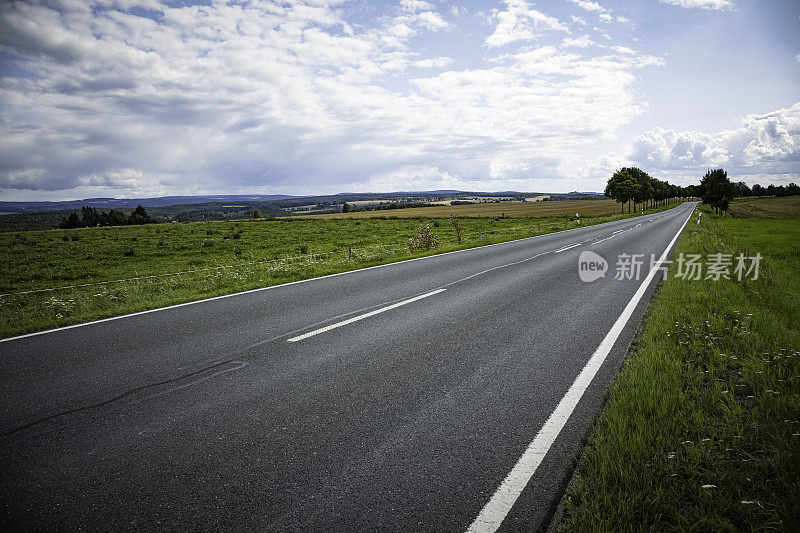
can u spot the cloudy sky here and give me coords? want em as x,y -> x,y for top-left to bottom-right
1,0 -> 798,200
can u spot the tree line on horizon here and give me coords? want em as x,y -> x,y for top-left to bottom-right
604,167 -> 799,214
58,205 -> 157,229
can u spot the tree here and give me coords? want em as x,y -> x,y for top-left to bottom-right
128,205 -> 155,225
102,209 -> 127,226
620,167 -> 652,211
605,169 -> 640,213
81,206 -> 99,227
59,212 -> 82,229
252,209 -> 262,219
342,203 -> 351,213
699,168 -> 736,214
734,181 -> 751,197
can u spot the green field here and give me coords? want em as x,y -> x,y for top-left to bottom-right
0,200 -> 689,339
292,198 -> 628,219
559,198 -> 800,530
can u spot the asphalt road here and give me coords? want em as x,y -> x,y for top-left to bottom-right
0,202 -> 696,531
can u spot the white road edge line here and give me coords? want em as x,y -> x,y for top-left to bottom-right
552,243 -> 581,253
465,204 -> 695,533
0,203 -> 693,344
287,288 -> 447,343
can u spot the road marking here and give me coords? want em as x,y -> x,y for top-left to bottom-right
287,288 -> 447,342
552,243 -> 581,253
592,228 -> 631,245
592,236 -> 615,245
465,204 -> 695,533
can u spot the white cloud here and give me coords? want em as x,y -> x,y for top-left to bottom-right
0,0 -> 669,198
485,0 -> 569,48
659,0 -> 734,10
412,10 -> 449,31
562,35 -> 596,48
414,56 -> 454,68
401,0 -> 434,13
567,0 -> 620,25
568,0 -> 606,13
449,5 -> 468,17
628,103 -> 800,177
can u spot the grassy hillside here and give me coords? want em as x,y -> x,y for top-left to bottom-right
559,199 -> 800,530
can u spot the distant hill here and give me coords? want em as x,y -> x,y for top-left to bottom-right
0,195 -> 296,215
0,201 -> 290,232
0,190 -> 608,232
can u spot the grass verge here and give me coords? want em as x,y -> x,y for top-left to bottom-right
0,201 -> 687,339
558,202 -> 800,531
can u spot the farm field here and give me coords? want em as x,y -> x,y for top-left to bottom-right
292,198 -> 625,219
559,197 -> 800,530
728,195 -> 800,219
0,200 -> 688,338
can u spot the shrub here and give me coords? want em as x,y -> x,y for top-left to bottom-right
70,234 -> 80,241
407,224 -> 439,251
157,239 -> 166,247
62,234 -> 69,241
234,247 -> 242,256
450,219 -> 463,243
202,239 -> 215,247
123,247 -> 135,256
298,244 -> 309,254
15,234 -> 36,246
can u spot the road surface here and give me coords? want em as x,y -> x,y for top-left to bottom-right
0,202 -> 696,531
